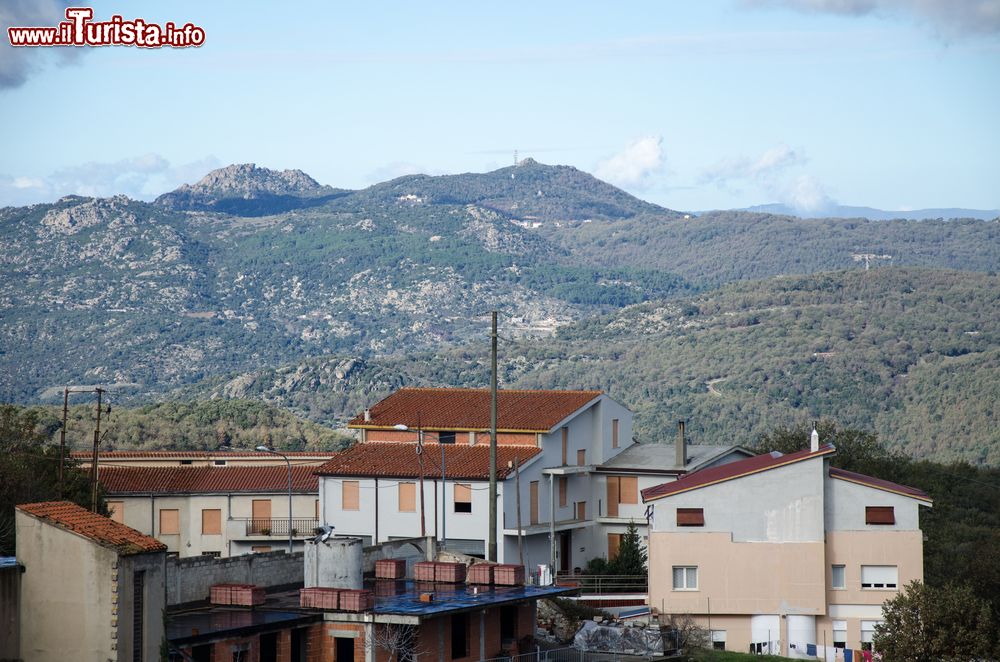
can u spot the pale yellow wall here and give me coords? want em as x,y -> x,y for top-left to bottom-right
648,531 -> 826,615
826,530 -> 923,606
16,510 -> 117,661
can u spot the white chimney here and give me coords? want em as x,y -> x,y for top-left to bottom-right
363,408 -> 371,422
810,425 -> 820,452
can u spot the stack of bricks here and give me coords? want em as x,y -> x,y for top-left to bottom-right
299,587 -> 340,609
493,564 -> 525,586
375,558 -> 407,579
414,561 -> 437,582
434,562 -> 467,583
338,589 -> 375,612
466,563 -> 495,585
210,583 -> 265,606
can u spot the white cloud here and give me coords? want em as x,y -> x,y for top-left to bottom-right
745,0 -> 1000,37
593,136 -> 665,189
0,155 -> 221,206
700,144 -> 836,213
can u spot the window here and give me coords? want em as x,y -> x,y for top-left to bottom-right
561,428 -> 568,465
831,564 -> 846,589
861,565 -> 898,589
454,484 -> 472,513
132,570 -> 144,662
398,482 -> 416,512
107,501 -> 124,524
438,431 -> 456,444
607,533 -> 622,561
861,620 -> 881,650
577,449 -> 586,466
342,481 -> 360,511
180,460 -> 193,465
558,477 -> 568,508
677,508 -> 705,526
672,566 -> 698,590
612,419 -> 620,448
866,506 -> 895,525
529,481 -> 539,525
607,477 -> 621,517
575,501 -> 586,520
159,509 -> 179,535
314,499 -> 319,519
451,613 -> 468,659
711,630 -> 727,651
619,476 -> 638,504
214,460 -> 226,466
832,620 -> 847,649
201,509 -> 222,535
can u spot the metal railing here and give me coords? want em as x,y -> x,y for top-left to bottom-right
554,574 -> 648,594
241,518 -> 318,536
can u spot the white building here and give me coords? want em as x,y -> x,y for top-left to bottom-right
316,387 -> 749,573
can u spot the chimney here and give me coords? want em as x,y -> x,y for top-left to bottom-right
676,420 -> 687,468
810,423 -> 820,453
363,408 -> 371,423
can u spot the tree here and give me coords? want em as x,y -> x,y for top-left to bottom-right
611,520 -> 647,580
873,581 -> 997,661
366,623 -> 421,662
0,404 -> 96,555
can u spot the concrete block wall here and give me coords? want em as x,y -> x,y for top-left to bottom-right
167,550 -> 304,605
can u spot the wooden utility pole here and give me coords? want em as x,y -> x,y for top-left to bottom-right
90,387 -> 106,512
58,388 -> 69,497
488,311 -> 498,562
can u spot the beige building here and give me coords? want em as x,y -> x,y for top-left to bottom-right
99,463 -> 324,557
16,500 -> 167,662
643,440 -> 931,659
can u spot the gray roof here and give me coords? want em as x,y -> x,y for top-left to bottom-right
599,443 -> 752,473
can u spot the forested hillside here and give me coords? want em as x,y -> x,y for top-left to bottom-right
190,268 -> 1000,465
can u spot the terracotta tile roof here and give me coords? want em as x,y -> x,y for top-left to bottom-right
99,466 -> 320,495
17,501 -> 166,555
830,467 -> 932,502
641,445 -> 836,502
70,450 -> 333,459
315,442 -> 541,480
350,387 -> 604,432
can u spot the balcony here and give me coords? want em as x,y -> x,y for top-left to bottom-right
237,518 -> 319,537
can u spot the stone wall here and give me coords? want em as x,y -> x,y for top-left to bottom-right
167,551 -> 304,606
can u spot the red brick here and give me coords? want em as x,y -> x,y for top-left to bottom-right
493,565 -> 524,586
375,558 -> 407,579
435,562 -> 466,583
338,589 -> 374,612
414,561 -> 436,582
466,564 -> 494,585
300,587 -> 340,609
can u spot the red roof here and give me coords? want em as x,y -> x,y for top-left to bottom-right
315,442 -> 540,479
70,450 -> 333,459
642,445 -> 836,502
99,465 -> 320,494
829,467 -> 931,502
17,501 -> 166,555
350,387 -> 603,432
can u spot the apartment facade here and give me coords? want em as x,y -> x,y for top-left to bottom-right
642,442 -> 931,658
99,464 -> 325,556
319,387 -> 749,574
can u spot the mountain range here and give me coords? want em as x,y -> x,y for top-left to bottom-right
1,161 -> 998,464
740,203 -> 1000,221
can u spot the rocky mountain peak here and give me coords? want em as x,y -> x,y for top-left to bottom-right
178,163 -> 322,197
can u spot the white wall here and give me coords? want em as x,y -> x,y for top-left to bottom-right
650,456 -> 827,542
825,477 -> 923,532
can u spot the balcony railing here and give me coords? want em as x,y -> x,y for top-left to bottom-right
554,573 -> 648,594
240,518 -> 318,537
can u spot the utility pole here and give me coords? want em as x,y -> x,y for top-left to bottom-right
59,388 -> 69,498
90,387 -> 106,512
488,310 -> 498,562
441,441 -> 447,547
514,455 -> 523,568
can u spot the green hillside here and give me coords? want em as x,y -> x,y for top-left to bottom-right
205,268 -> 999,464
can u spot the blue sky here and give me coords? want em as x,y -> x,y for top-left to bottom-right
1,1 -> 998,212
